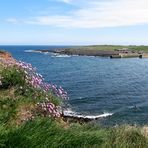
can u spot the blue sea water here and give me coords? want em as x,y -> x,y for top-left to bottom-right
1,45 -> 148,126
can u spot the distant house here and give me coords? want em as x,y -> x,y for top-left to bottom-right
115,48 -> 131,53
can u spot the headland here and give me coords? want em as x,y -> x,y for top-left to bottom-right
33,45 -> 148,58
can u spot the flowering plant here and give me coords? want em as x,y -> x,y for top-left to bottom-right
0,59 -> 68,118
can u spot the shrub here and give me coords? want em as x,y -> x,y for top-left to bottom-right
0,66 -> 26,89
0,98 -> 17,124
0,59 -> 68,118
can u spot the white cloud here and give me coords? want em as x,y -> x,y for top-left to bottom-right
6,0 -> 148,28
59,0 -> 72,4
5,18 -> 20,24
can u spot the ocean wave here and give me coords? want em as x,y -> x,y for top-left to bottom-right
51,54 -> 72,58
24,51 -> 74,57
63,109 -> 113,119
24,50 -> 34,53
43,52 -> 49,55
24,50 -> 44,53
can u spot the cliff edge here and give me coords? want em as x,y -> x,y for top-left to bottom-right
0,50 -> 14,60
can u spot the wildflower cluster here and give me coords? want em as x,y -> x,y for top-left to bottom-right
0,58 -> 68,118
16,61 -> 68,100
37,102 -> 61,117
42,84 -> 68,100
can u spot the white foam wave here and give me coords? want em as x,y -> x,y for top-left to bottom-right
51,54 -> 71,58
24,50 -> 34,53
24,50 -> 43,53
63,109 -> 113,119
43,52 -> 49,55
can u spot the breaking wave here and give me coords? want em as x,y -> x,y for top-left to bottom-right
24,50 -> 34,53
63,109 -> 113,120
50,53 -> 72,58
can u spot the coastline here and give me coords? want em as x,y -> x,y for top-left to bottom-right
0,50 -> 111,123
32,45 -> 148,58
1,50 -> 148,147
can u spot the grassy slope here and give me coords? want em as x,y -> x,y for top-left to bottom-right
0,86 -> 107,148
1,87 -> 148,148
1,58 -> 148,148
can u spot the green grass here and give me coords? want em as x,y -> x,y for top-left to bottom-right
128,46 -> 148,52
70,45 -> 148,52
3,118 -> 106,148
74,45 -> 127,51
1,117 -> 148,148
0,50 -> 6,54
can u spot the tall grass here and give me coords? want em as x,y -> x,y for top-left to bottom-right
0,117 -> 148,148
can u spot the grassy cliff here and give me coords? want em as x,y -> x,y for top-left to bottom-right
1,51 -> 148,148
70,45 -> 148,51
52,45 -> 148,57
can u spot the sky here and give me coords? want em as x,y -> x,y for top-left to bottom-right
0,0 -> 148,45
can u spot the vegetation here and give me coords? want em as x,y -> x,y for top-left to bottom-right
71,45 -> 148,52
1,53 -> 148,148
0,50 -> 5,53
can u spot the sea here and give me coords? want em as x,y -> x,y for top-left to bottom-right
1,45 -> 148,126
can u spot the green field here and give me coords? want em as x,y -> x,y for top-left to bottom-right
70,45 -> 148,52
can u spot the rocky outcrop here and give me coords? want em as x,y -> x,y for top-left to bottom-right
63,115 -> 93,124
32,48 -> 148,58
0,50 -> 14,60
54,49 -> 119,57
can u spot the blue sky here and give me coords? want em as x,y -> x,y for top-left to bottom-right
0,0 -> 148,45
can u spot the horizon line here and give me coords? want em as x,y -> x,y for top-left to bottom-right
0,44 -> 148,46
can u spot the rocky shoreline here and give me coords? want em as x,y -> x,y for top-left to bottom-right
0,50 -> 14,60
55,48 -> 120,57
0,50 -> 112,124
32,48 -> 148,58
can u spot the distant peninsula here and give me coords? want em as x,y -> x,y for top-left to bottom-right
33,45 -> 148,58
